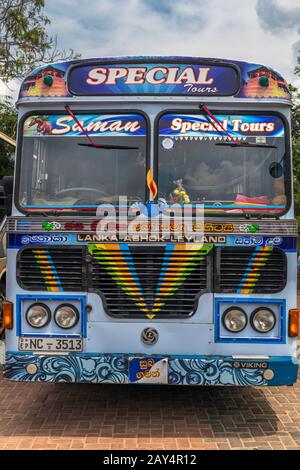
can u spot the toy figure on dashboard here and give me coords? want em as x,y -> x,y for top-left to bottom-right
170,179 -> 191,204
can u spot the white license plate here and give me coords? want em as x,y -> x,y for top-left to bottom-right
18,337 -> 83,352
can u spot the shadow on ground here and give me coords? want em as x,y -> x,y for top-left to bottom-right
0,377 -> 280,440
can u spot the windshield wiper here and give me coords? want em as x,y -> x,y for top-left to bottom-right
200,104 -> 277,149
215,142 -> 277,149
200,104 -> 240,145
77,143 -> 139,149
65,105 -> 139,150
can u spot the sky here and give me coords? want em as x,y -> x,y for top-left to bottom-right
1,0 -> 300,97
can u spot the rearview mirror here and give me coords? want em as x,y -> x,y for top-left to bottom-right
269,162 -> 283,179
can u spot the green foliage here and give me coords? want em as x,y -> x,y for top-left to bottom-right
0,97 -> 16,180
0,0 -> 81,182
0,0 -> 80,82
290,81 -> 300,223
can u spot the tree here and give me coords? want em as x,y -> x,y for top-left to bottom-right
0,97 -> 16,180
0,0 -> 80,181
290,54 -> 300,222
0,0 -> 80,82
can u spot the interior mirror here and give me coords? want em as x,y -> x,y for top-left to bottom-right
269,162 -> 283,179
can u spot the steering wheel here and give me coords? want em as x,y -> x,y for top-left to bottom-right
55,187 -> 106,197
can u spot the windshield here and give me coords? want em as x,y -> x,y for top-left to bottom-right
18,113 -> 147,212
158,113 -> 288,215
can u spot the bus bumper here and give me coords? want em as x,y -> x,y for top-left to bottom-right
4,353 -> 298,386
4,352 -> 298,386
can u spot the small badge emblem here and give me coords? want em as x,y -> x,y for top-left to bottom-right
141,327 -> 159,345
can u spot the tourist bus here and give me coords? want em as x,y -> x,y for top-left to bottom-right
2,56 -> 299,386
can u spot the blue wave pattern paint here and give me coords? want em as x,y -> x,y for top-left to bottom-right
23,114 -> 146,137
159,114 -> 285,138
5,354 -> 129,383
6,353 -> 298,386
168,358 -> 267,386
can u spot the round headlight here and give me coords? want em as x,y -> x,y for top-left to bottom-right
250,307 -> 276,333
26,303 -> 51,328
54,304 -> 79,329
222,307 -> 247,333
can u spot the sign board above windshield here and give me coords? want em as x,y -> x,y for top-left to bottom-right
159,114 -> 285,138
68,62 -> 240,96
19,57 -> 291,101
23,114 -> 146,137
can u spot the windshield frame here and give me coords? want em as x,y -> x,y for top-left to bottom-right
15,109 -> 151,215
154,108 -> 292,218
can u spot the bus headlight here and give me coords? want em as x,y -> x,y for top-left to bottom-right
54,304 -> 79,329
26,303 -> 51,328
250,307 -> 276,333
222,307 -> 247,333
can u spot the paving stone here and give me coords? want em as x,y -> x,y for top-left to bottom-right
1,370 -> 300,450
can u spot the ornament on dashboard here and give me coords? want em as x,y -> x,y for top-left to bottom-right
171,179 -> 190,205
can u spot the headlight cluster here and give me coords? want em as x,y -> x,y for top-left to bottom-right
26,303 -> 51,329
222,307 -> 247,332
222,306 -> 276,334
250,307 -> 276,333
54,304 -> 79,329
26,303 -> 79,329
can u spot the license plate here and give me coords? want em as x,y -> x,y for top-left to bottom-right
18,337 -> 83,352
129,357 -> 168,384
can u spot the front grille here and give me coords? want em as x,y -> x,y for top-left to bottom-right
89,244 -> 211,317
18,247 -> 85,291
17,244 -> 288,314
217,246 -> 286,293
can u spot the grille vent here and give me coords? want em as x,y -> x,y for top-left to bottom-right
18,247 -> 85,291
18,244 -> 287,313
217,246 -> 286,293
89,244 -> 211,317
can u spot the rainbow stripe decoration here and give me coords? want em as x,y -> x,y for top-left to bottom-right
88,243 -> 149,314
150,244 -> 213,317
237,246 -> 273,294
89,243 -> 212,319
32,249 -> 63,292
147,169 -> 158,200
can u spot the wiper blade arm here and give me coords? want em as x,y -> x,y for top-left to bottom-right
216,142 -> 277,149
200,105 -> 277,149
65,105 -> 138,150
78,143 -> 138,150
65,105 -> 98,147
200,104 -> 240,145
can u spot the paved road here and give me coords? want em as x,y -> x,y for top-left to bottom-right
0,369 -> 300,450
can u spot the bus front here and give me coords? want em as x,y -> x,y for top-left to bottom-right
3,57 -> 299,386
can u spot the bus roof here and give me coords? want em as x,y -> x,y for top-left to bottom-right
18,56 -> 291,103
